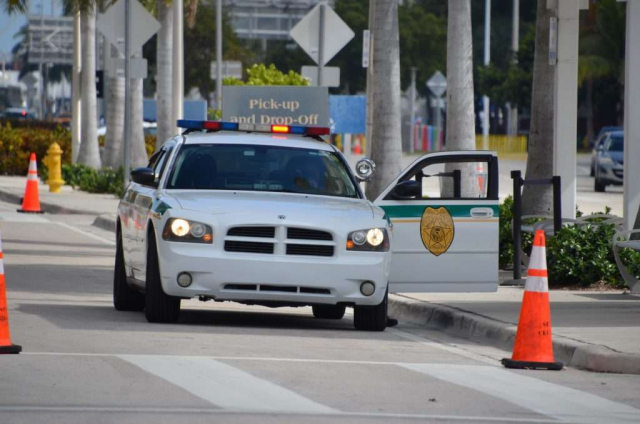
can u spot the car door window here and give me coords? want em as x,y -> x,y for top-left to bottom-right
384,156 -> 496,201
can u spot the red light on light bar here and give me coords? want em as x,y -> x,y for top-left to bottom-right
272,125 -> 290,134
305,127 -> 330,136
203,121 -> 221,130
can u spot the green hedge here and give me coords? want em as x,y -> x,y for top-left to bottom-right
500,196 -> 640,288
0,122 -> 72,175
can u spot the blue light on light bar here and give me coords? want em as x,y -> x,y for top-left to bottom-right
220,122 -> 239,131
177,119 -> 204,129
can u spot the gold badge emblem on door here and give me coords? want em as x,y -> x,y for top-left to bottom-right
420,207 -> 455,256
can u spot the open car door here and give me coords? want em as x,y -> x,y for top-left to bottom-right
374,151 -> 499,293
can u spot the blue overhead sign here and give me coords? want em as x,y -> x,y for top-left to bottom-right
329,95 -> 366,134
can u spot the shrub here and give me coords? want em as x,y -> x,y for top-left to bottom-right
547,223 -> 640,288
61,164 -> 125,198
0,122 -> 71,175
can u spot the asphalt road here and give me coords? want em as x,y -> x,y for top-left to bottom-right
1,199 -> 639,424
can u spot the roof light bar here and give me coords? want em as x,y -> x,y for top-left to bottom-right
177,120 -> 330,137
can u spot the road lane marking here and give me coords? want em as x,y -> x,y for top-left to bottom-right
118,355 -> 335,414
0,406 -> 565,422
55,222 -> 115,246
401,364 -> 640,424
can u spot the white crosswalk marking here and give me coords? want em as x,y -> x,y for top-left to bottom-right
401,364 -> 640,424
119,355 -> 336,414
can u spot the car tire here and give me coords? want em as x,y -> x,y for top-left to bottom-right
590,165 -> 595,177
595,178 -> 606,193
113,227 -> 145,311
145,230 -> 181,323
353,289 -> 388,332
312,305 -> 346,320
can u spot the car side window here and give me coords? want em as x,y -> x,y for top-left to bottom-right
385,156 -> 496,201
147,150 -> 164,170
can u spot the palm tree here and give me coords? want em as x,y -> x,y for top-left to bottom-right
521,0 -> 555,215
365,0 -> 403,200
444,0 -> 478,198
102,46 -> 125,169
76,3 -> 102,169
156,0 -> 174,147
130,50 -> 148,167
1,0 -> 27,14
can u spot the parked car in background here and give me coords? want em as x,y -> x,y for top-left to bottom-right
594,130 -> 624,192
0,107 -> 36,120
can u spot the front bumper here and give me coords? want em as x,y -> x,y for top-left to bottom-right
156,240 -> 391,307
598,164 -> 624,185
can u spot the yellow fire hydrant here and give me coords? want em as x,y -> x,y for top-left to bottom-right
43,142 -> 65,193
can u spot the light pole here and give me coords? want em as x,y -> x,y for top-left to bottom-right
172,0 -> 184,131
216,0 -> 222,110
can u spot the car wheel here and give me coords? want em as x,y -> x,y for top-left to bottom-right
145,230 -> 181,323
113,227 -> 145,311
594,177 -> 606,193
312,305 -> 346,320
353,289 -> 388,332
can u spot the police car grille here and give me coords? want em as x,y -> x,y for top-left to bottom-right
225,241 -> 274,254
227,226 -> 276,238
287,228 -> 333,241
286,244 -> 334,257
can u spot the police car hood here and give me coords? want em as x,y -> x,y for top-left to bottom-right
167,191 -> 374,222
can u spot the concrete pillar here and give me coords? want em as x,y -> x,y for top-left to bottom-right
624,0 -> 640,230
548,0 -> 587,219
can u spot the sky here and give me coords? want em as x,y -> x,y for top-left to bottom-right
0,0 -> 63,57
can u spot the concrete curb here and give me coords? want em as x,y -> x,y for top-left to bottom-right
92,215 -> 117,233
389,295 -> 640,375
0,188 -> 104,215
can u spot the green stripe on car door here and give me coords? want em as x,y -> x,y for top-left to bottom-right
380,204 -> 499,219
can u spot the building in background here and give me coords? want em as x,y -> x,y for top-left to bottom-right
224,0 -> 334,46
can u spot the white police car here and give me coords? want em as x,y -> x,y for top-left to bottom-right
114,120 -> 393,331
114,120 -> 500,331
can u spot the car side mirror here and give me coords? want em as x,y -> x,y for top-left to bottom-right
391,180 -> 422,199
596,144 -> 604,151
355,158 -> 376,182
131,167 -> 157,187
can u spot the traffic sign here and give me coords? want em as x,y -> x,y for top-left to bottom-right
97,0 -> 160,55
27,17 -> 73,65
362,30 -> 370,68
107,58 -> 148,79
289,3 -> 354,66
210,61 -> 243,80
427,70 -> 447,98
301,66 -> 340,87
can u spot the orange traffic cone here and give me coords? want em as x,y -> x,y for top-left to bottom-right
17,153 -> 43,214
502,230 -> 563,370
0,232 -> 21,354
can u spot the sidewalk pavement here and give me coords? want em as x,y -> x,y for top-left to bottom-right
1,175 -> 638,374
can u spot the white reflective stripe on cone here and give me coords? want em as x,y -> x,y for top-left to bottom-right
28,160 -> 37,172
27,172 -> 38,181
524,275 -> 548,293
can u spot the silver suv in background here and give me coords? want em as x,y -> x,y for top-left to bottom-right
594,130 -> 624,192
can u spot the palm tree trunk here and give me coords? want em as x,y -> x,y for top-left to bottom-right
365,0 -> 403,200
522,0 -> 555,215
130,54 -> 148,168
444,0 -> 478,198
103,73 -> 125,169
156,0 -> 174,148
77,5 -> 101,169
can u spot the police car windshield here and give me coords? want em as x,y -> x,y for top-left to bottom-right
167,144 -> 359,198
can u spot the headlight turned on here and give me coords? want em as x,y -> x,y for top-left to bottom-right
346,228 -> 389,252
162,218 -> 214,243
